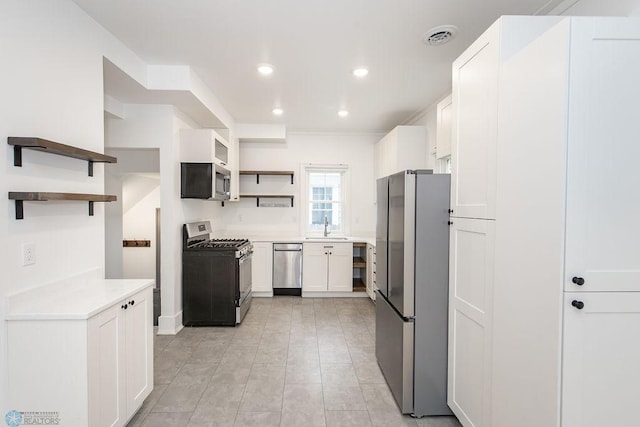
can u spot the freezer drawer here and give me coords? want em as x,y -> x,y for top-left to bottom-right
375,292 -> 414,414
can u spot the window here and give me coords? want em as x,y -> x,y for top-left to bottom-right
304,166 -> 348,235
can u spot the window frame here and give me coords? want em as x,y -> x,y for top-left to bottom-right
300,164 -> 350,237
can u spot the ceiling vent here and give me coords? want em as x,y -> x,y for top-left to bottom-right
423,25 -> 458,46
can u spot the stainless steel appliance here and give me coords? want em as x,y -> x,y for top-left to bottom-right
273,243 -> 303,296
182,221 -> 252,326
180,163 -> 231,201
375,170 -> 451,417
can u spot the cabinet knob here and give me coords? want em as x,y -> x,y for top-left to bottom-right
571,300 -> 584,310
122,303 -> 128,310
448,209 -> 454,214
572,277 -> 585,286
447,221 -> 454,225
130,300 -> 135,305
324,252 -> 328,255
329,252 -> 333,255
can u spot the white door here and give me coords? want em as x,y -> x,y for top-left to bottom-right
251,242 -> 273,293
327,243 -> 353,292
302,243 -> 328,292
564,19 -> 640,292
448,217 -> 495,427
562,292 -> 640,427
88,304 -> 126,427
451,22 -> 499,220
125,288 -> 153,419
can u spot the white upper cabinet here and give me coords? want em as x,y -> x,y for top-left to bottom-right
180,129 -> 227,164
563,19 -> 640,293
436,94 -> 453,159
450,23 -> 499,220
374,126 -> 428,180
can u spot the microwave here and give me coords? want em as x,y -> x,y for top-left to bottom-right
181,163 -> 231,201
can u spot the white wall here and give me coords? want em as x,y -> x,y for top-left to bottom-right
105,148 -> 160,279
213,132 -> 381,238
0,0 -> 151,414
105,104 -> 220,334
122,176 -> 160,279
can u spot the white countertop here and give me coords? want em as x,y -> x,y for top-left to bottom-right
246,236 -> 375,245
6,278 -> 155,321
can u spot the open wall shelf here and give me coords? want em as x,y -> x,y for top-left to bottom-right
8,137 -> 117,176
8,192 -> 117,219
240,170 -> 294,184
239,194 -> 294,207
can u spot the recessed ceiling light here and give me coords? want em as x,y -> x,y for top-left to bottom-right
272,108 -> 283,116
257,64 -> 274,75
338,110 -> 349,118
353,68 -> 369,78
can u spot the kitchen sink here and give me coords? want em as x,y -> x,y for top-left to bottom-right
304,237 -> 349,240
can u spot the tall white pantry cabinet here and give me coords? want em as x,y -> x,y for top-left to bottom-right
448,16 -> 640,427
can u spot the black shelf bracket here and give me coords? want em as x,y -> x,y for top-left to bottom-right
14,146 -> 22,167
15,200 -> 23,220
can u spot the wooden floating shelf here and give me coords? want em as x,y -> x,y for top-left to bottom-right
352,278 -> 366,292
353,257 -> 366,268
123,240 -> 151,248
240,194 -> 294,207
8,137 -> 117,176
240,170 -> 295,184
8,192 -> 117,219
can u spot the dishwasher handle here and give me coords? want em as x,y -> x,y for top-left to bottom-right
273,243 -> 303,251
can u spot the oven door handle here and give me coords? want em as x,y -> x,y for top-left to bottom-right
239,251 -> 253,263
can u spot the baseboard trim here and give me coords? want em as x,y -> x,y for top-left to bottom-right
157,310 -> 184,335
302,292 -> 370,298
252,291 -> 274,297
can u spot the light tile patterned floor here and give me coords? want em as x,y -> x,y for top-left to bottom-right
128,297 -> 462,427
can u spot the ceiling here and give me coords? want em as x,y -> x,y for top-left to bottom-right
74,0 -> 566,132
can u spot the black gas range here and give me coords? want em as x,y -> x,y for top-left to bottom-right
182,221 -> 253,326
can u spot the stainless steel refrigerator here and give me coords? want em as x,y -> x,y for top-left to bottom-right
375,170 -> 451,417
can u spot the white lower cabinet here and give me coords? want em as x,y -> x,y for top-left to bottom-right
302,242 -> 353,293
8,286 -> 153,427
251,241 -> 273,294
562,292 -> 640,427
365,244 -> 376,300
448,218 -> 495,427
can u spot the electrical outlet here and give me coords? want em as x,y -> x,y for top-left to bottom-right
22,243 -> 35,266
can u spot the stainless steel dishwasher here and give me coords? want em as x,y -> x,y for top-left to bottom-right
273,243 -> 303,296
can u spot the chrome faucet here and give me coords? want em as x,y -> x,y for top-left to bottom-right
323,215 -> 331,237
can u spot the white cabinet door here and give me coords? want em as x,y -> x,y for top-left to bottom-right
395,126 -> 428,174
448,217 -> 495,427
124,287 -> 153,419
88,303 -> 126,427
451,22 -> 499,220
251,242 -> 273,293
562,292 -> 640,427
302,243 -> 328,292
327,243 -> 353,292
564,19 -> 640,293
